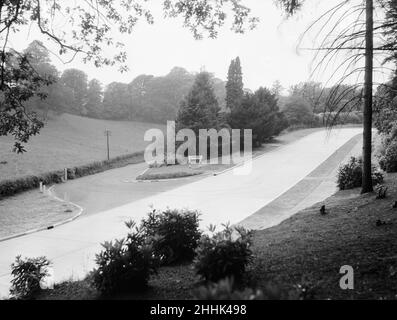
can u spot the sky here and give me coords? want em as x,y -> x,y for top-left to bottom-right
7,0 -> 392,92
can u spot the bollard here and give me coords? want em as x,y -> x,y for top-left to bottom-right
64,168 -> 68,182
39,181 -> 43,193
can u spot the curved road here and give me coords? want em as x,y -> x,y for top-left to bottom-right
0,127 -> 362,297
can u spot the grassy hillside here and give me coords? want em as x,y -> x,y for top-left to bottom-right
0,113 -> 165,181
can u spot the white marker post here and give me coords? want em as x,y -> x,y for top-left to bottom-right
39,181 -> 43,193
64,168 -> 68,182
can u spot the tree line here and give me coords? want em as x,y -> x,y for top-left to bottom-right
23,40 -> 227,124
25,39 -> 362,147
176,56 -> 363,147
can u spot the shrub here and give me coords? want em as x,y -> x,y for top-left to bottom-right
323,111 -> 363,125
194,224 -> 253,282
10,255 -> 51,299
192,278 -> 294,300
379,140 -> 397,172
141,209 -> 202,265
193,278 -> 265,300
375,184 -> 388,199
92,221 -> 159,295
337,156 -> 384,190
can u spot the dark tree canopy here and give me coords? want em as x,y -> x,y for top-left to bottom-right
229,87 -> 287,146
176,72 -> 221,134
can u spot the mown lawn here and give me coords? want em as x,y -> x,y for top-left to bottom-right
136,163 -> 232,181
0,190 -> 79,239
36,172 -> 397,300
251,175 -> 397,300
0,113 -> 165,181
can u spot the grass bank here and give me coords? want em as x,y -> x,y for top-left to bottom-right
0,152 -> 144,199
136,163 -> 233,181
0,113 -> 165,181
0,190 -> 79,239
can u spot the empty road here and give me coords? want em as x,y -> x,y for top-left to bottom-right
0,127 -> 362,297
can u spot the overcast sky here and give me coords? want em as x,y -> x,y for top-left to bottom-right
8,0 -> 392,92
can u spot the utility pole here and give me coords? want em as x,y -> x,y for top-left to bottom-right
362,0 -> 374,194
104,129 -> 111,161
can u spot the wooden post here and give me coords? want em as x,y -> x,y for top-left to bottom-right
104,130 -> 112,161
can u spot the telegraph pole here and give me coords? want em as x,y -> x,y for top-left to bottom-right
104,129 -> 111,161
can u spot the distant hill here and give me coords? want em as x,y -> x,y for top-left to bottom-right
0,113 -> 165,181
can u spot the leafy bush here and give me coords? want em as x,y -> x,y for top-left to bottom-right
337,156 -> 384,190
10,255 -> 51,299
192,277 -> 295,300
194,224 -> 253,282
375,184 -> 388,199
92,221 -> 158,295
379,140 -> 397,173
318,111 -> 363,125
141,209 -> 202,264
193,278 -> 265,300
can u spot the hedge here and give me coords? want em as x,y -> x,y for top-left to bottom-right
0,151 -> 144,199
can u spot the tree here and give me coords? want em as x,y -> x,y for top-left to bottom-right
382,0 -> 397,61
128,74 -> 154,121
127,68 -> 226,123
362,0 -> 374,193
0,50 -> 50,152
276,0 -> 377,193
24,40 -> 51,65
225,57 -> 244,111
281,95 -> 315,127
271,80 -> 284,98
229,87 -> 287,146
23,40 -> 60,116
1,0 -> 258,152
289,82 -> 324,113
374,83 -> 397,134
373,1 -> 397,134
102,82 -> 131,120
59,69 -> 88,115
176,72 -> 221,134
255,87 -> 288,138
85,79 -> 103,117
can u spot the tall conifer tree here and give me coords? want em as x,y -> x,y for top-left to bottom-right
226,57 -> 244,112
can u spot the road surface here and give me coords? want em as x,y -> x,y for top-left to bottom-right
0,127 -> 362,298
